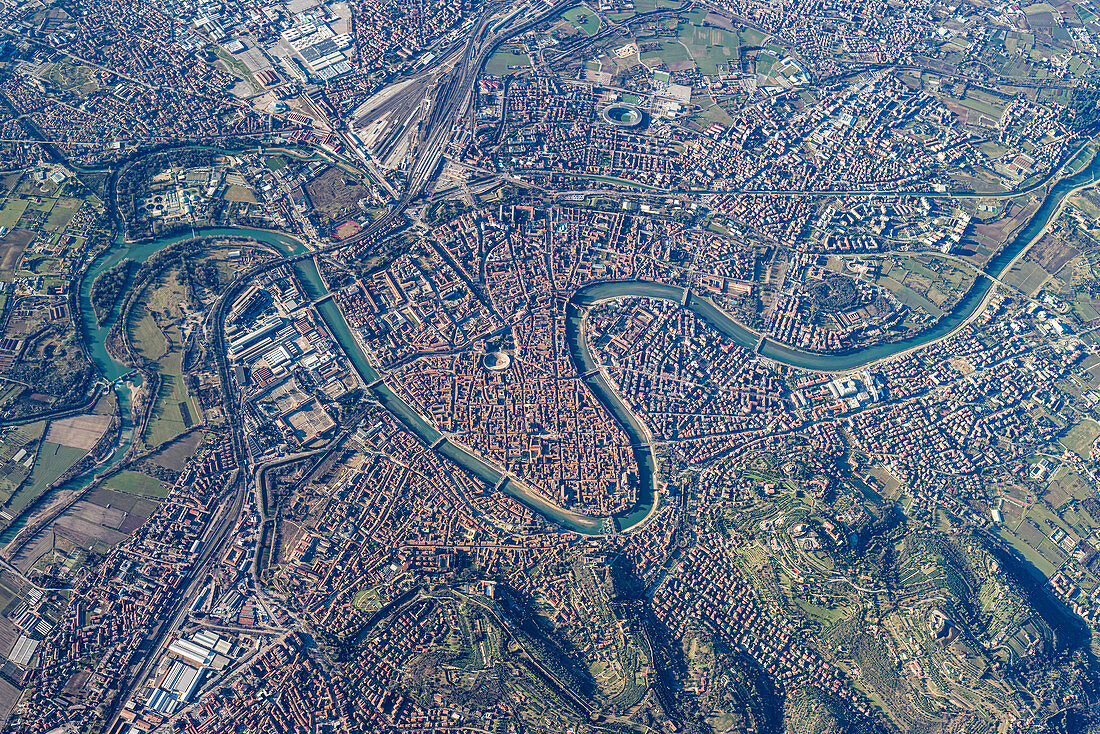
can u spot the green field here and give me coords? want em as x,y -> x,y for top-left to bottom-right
877,276 -> 942,317
103,470 -> 170,498
960,93 -> 1004,121
44,59 -> 97,93
147,350 -> 197,447
87,486 -> 159,516
692,95 -> 735,127
46,199 -> 81,229
486,45 -> 531,75
130,307 -> 168,361
1022,2 -> 1057,16
0,199 -> 29,230
1062,419 -> 1100,459
0,422 -> 45,462
1003,260 -> 1050,296
129,271 -> 201,449
215,47 -> 259,89
980,141 -> 1010,161
1072,294 -> 1100,322
997,526 -> 1059,576
1069,56 -> 1089,79
740,27 -> 767,47
640,41 -> 692,65
1066,143 -> 1099,176
631,0 -> 681,10
0,423 -> 43,502
562,6 -> 600,35
794,598 -> 847,626
7,442 -> 87,513
224,185 -> 257,203
756,51 -> 778,77
676,11 -> 740,75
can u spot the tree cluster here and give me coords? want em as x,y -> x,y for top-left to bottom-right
90,259 -> 134,325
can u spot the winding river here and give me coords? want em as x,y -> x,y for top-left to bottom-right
0,228 -> 316,544
574,145 -> 1100,373
32,144 -> 1099,540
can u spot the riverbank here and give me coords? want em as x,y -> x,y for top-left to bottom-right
568,141 -> 1100,375
29,138 -> 1099,540
0,228 -> 315,552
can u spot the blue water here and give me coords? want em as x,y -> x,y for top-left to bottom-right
28,145 -> 1097,540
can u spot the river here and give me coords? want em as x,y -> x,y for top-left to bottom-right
0,228 -> 314,545
573,144 -> 1100,373
63,227 -> 614,536
34,145 -> 1099,540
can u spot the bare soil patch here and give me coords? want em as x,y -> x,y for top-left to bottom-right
44,414 -> 111,450
0,230 -> 34,272
1027,233 -> 1078,275
304,167 -> 370,229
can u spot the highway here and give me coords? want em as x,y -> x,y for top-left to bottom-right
102,0 -> 588,721
205,0 -> 585,476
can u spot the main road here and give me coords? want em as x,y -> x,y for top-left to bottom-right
108,0 -> 594,720
94,20 -> 1100,729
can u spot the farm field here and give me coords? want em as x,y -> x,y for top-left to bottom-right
1003,260 -> 1051,295
668,10 -> 746,74
128,267 -> 201,450
6,441 -> 87,515
103,469 -> 169,498
44,414 -> 111,451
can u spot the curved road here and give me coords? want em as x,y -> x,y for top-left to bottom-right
203,104 -> 1100,540
68,0 -> 1100,555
